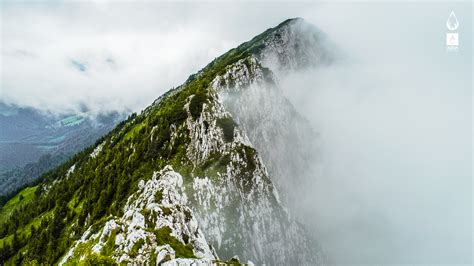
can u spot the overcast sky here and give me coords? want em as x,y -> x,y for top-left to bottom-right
1,1 -> 328,115
1,1 -> 472,264
1,1 -> 471,114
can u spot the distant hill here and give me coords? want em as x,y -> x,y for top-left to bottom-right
0,102 -> 125,196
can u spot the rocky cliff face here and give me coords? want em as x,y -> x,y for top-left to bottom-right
216,59 -> 320,210
256,17 -> 334,74
60,166 -> 216,265
213,18 -> 330,211
185,89 -> 322,265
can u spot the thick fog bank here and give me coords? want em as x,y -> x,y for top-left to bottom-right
280,3 -> 472,264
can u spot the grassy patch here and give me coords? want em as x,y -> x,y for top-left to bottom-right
129,238 -> 145,257
59,115 -> 85,127
0,186 -> 37,224
67,189 -> 84,214
123,123 -> 145,141
161,207 -> 172,216
152,226 -> 195,258
154,190 -> 163,203
101,228 -> 118,256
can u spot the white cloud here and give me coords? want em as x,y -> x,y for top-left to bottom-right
1,1 -> 305,115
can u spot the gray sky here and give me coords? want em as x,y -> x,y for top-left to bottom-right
1,1 -> 323,114
1,1 -> 472,264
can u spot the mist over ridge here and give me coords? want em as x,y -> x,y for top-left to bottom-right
1,1 -> 472,264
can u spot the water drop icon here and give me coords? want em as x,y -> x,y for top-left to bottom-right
446,11 -> 459,31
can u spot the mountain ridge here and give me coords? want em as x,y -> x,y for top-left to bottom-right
0,18 -> 328,265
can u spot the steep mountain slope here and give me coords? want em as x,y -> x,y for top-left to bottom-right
215,56 -> 320,208
0,18 -> 328,265
215,18 -> 333,208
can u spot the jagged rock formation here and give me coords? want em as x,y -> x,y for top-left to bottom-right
255,17 -> 334,74
0,18 -> 331,265
184,89 -> 321,265
213,18 -> 333,210
59,166 -> 216,265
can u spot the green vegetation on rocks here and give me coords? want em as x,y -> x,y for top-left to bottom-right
217,117 -> 237,142
0,18 -> 308,265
